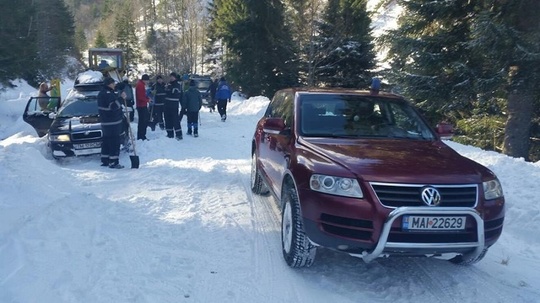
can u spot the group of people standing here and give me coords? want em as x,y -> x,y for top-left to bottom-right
97,73 -> 233,168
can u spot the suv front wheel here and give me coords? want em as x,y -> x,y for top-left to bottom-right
281,183 -> 316,268
449,247 -> 489,265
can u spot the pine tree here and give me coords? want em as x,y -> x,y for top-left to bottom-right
33,0 -> 76,81
114,1 -> 140,71
486,0 -> 540,160
283,0 -> 324,86
94,30 -> 108,48
316,0 -> 376,88
205,0 -> 226,77
381,0 -> 478,120
211,0 -> 298,96
74,27 -> 87,57
381,0 -> 540,160
0,0 -> 36,84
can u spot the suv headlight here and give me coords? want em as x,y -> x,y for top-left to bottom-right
49,134 -> 70,142
310,174 -> 363,198
483,179 -> 504,200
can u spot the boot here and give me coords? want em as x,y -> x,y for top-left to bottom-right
100,157 -> 109,167
187,127 -> 192,136
108,160 -> 124,169
167,130 -> 174,138
194,127 -> 198,138
175,130 -> 183,140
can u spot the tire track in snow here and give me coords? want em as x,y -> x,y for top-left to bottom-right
239,168 -> 305,303
407,257 -> 534,303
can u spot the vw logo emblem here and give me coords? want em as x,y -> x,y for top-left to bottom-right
421,187 -> 441,206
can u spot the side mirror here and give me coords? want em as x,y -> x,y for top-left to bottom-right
263,117 -> 286,135
436,121 -> 454,140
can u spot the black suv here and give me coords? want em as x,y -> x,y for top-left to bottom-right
23,80 -> 129,158
190,75 -> 212,106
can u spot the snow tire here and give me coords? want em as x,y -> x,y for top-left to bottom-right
449,247 -> 488,265
281,184 -> 316,268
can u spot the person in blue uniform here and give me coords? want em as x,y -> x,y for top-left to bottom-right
98,77 -> 126,168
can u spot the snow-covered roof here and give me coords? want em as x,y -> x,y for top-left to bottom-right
76,70 -> 104,84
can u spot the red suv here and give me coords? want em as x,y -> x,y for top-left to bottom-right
251,87 -> 505,268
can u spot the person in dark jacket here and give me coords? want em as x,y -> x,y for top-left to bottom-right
206,78 -> 218,113
98,77 -> 126,169
164,72 -> 183,140
183,80 -> 203,137
122,76 -> 135,122
215,77 -> 232,122
150,75 -> 166,130
135,74 -> 151,140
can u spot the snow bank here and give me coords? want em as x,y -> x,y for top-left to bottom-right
228,96 -> 269,117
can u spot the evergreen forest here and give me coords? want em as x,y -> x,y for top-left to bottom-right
1,0 -> 539,161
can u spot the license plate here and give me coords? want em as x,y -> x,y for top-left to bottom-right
73,142 -> 101,149
402,216 -> 466,231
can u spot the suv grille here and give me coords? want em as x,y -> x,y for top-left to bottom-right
370,183 -> 478,208
72,130 -> 102,141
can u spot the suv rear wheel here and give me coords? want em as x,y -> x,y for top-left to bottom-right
251,153 -> 268,195
281,183 -> 316,268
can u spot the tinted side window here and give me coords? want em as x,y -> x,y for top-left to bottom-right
270,92 -> 293,127
265,91 -> 285,118
280,93 -> 294,127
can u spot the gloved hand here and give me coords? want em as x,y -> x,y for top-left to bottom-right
149,100 -> 155,106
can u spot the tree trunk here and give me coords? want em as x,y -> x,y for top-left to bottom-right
503,90 -> 533,160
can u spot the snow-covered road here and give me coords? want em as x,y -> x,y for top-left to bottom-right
1,90 -> 539,302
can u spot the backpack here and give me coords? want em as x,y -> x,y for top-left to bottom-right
216,83 -> 232,100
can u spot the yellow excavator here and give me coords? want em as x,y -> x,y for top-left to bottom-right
87,48 -> 126,82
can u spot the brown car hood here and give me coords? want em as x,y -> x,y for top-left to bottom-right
299,137 -> 489,184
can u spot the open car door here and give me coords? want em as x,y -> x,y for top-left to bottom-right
23,97 -> 61,137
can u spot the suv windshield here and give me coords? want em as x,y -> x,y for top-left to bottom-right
58,98 -> 99,118
299,94 -> 435,140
